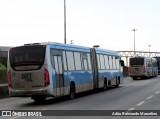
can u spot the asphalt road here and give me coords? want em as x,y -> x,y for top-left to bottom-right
1,76 -> 160,119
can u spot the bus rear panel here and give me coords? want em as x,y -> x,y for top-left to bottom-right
129,57 -> 158,79
8,45 -> 51,97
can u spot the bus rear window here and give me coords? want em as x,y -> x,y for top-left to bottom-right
130,58 -> 144,66
9,45 -> 46,71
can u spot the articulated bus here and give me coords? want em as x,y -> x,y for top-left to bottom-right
128,57 -> 158,80
7,42 -> 124,102
154,57 -> 160,74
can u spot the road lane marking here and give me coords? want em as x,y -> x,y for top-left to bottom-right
146,95 -> 154,99
155,91 -> 160,94
9,116 -> 20,119
128,108 -> 135,110
136,101 -> 145,106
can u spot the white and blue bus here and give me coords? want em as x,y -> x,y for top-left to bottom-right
129,57 -> 158,80
7,42 -> 124,102
154,57 -> 160,74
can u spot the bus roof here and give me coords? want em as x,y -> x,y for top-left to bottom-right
49,43 -> 119,56
49,43 -> 91,52
95,48 -> 119,56
20,42 -> 119,56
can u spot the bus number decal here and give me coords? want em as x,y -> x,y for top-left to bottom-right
22,73 -> 32,82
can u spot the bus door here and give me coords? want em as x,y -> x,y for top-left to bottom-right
54,56 -> 64,96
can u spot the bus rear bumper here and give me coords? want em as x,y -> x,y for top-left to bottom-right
8,88 -> 49,97
129,73 -> 146,77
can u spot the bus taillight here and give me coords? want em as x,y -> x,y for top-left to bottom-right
45,69 -> 50,87
144,66 -> 147,73
128,67 -> 131,73
7,71 -> 12,88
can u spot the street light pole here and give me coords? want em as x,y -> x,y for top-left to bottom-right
148,45 -> 151,57
148,45 -> 151,52
70,40 -> 74,45
64,0 -> 67,44
132,29 -> 137,56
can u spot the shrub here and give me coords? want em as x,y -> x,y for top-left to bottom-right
0,70 -> 7,84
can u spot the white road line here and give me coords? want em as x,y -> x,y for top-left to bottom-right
9,116 -> 20,119
128,108 -> 135,110
155,91 -> 160,94
146,95 -> 154,100
112,117 -> 120,119
136,101 -> 145,106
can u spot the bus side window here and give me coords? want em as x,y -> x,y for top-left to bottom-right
97,54 -> 101,69
104,55 -> 109,69
113,56 -> 116,69
50,55 -> 54,68
63,51 -> 67,71
87,53 -> 91,70
74,52 -> 82,71
66,51 -> 75,71
82,52 -> 89,70
50,49 -> 54,68
109,56 -> 113,69
83,59 -> 88,70
100,55 -> 105,70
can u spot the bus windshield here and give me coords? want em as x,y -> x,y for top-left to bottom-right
9,45 -> 46,70
130,58 -> 144,66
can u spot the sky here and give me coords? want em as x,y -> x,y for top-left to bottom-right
0,0 -> 160,52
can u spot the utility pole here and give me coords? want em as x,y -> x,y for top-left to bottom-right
64,0 -> 67,44
131,29 -> 137,56
70,40 -> 74,45
148,44 -> 151,57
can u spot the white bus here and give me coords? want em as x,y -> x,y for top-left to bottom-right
128,57 -> 158,80
7,42 -> 124,102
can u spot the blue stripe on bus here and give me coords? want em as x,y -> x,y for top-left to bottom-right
63,71 -> 93,87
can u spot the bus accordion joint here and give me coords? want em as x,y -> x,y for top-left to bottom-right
44,69 -> 50,87
7,71 -> 12,88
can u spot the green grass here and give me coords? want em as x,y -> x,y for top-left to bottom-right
0,63 -> 6,70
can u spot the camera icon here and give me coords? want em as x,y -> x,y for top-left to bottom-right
2,111 -> 11,116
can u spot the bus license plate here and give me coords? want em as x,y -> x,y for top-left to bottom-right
135,68 -> 139,71
22,73 -> 32,82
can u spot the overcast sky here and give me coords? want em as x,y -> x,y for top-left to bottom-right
0,0 -> 160,52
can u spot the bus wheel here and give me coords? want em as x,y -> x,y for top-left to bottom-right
115,78 -> 119,88
103,80 -> 108,91
133,77 -> 137,80
69,84 -> 75,100
32,95 -> 46,103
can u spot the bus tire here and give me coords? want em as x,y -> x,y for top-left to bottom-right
103,79 -> 108,91
115,78 -> 119,88
154,72 -> 157,77
69,83 -> 75,100
32,95 -> 46,103
133,77 -> 137,80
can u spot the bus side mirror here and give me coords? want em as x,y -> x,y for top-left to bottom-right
120,60 -> 124,67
